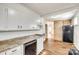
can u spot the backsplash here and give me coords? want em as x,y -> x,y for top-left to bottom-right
0,30 -> 42,41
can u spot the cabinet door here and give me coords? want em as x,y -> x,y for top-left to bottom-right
18,8 -> 35,30
54,20 -> 63,41
0,6 -> 7,30
7,8 -> 21,30
37,37 -> 43,55
18,10 -> 29,30
19,8 -> 40,30
7,7 -> 28,30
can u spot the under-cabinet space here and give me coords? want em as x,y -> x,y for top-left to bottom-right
24,40 -> 36,55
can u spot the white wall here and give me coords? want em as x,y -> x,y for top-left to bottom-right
74,25 -> 79,50
73,12 -> 79,50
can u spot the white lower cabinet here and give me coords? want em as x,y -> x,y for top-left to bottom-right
37,37 -> 44,55
6,45 -> 24,55
0,45 -> 24,55
0,52 -> 6,55
0,37 -> 44,55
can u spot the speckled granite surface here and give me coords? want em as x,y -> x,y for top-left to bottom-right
0,34 -> 45,53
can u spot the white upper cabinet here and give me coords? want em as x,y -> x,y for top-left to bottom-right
0,5 -> 7,30
0,4 -> 41,31
7,4 -> 41,30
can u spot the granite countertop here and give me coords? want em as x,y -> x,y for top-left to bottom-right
0,34 -> 45,53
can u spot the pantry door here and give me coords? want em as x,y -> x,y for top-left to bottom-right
54,20 -> 63,41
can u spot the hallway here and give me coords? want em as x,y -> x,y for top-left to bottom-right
40,39 -> 74,55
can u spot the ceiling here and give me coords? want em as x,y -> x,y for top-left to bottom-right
22,3 -> 79,16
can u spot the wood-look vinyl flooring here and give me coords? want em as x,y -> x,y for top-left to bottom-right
40,39 -> 74,55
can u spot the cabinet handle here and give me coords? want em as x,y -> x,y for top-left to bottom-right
21,26 -> 22,28
12,50 -> 17,52
18,25 -> 22,29
18,25 -> 19,28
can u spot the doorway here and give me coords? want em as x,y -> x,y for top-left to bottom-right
45,19 -> 72,41
41,19 -> 74,55
45,21 -> 54,41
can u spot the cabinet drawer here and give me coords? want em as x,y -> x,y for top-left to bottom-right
6,45 -> 23,55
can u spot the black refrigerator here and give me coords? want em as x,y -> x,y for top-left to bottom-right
62,25 -> 73,43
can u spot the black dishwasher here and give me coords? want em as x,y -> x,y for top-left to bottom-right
24,40 -> 36,55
